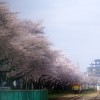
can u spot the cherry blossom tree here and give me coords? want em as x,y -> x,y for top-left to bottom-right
0,1 -> 85,90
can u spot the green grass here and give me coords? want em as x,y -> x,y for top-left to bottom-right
48,89 -> 97,99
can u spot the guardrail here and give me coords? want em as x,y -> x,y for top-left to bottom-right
0,90 -> 48,100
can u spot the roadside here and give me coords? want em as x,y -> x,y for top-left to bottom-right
49,91 -> 97,100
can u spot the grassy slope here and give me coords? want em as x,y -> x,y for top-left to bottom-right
48,91 -> 97,100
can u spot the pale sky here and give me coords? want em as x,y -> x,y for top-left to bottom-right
7,0 -> 100,72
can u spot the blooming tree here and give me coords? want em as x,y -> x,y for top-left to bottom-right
0,1 -> 85,89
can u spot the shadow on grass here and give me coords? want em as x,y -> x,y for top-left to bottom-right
48,89 -> 97,99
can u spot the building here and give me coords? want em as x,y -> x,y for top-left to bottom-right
87,59 -> 100,81
87,59 -> 100,89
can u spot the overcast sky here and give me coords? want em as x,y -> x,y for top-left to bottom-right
7,0 -> 100,72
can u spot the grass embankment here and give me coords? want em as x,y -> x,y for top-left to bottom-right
48,89 -> 97,100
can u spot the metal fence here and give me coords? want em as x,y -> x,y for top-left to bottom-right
0,90 -> 48,100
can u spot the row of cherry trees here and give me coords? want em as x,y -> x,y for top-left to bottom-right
0,1 -> 86,90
